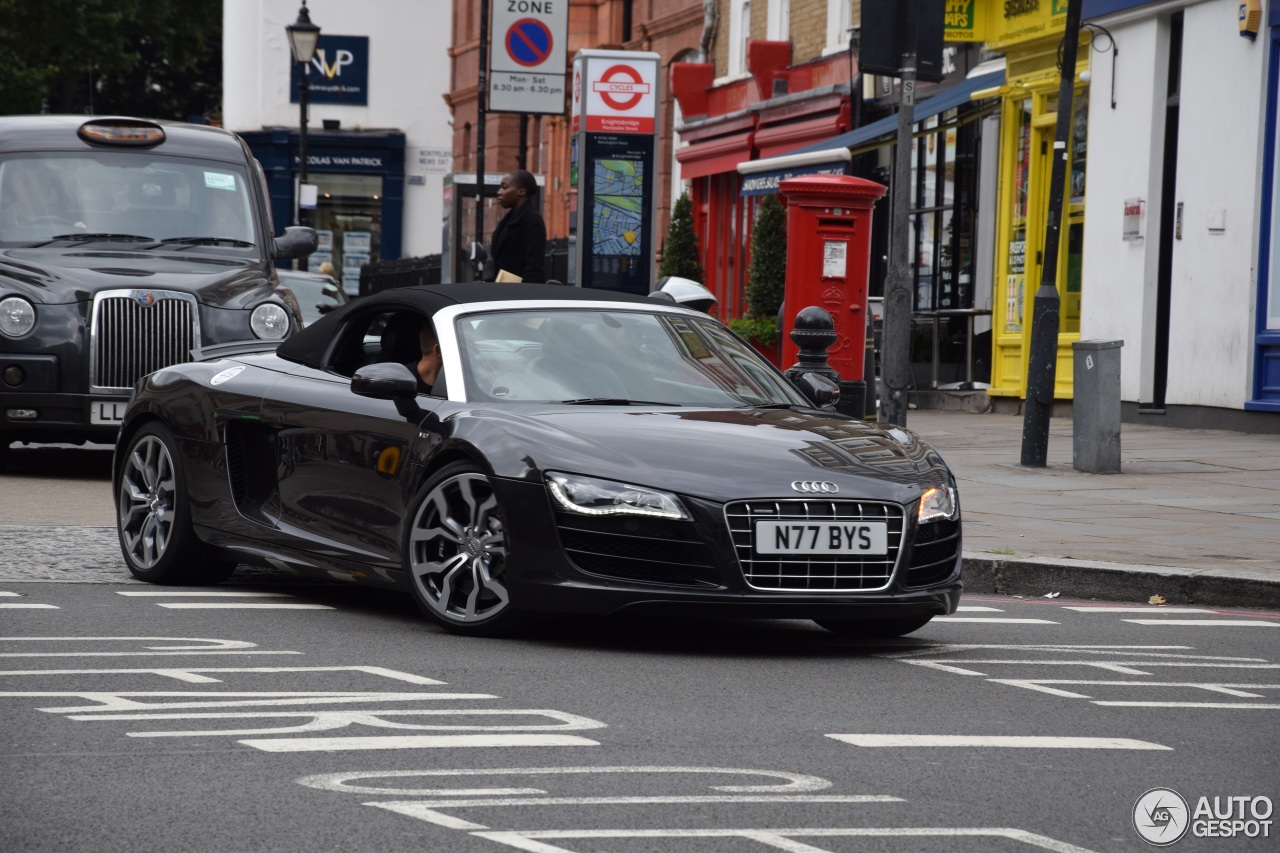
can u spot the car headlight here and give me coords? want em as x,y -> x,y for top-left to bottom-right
250,303 -> 290,340
0,296 -> 36,338
917,485 -> 959,524
546,472 -> 691,520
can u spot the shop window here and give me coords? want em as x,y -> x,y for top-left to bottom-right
1004,98 -> 1033,334
307,173 -> 383,296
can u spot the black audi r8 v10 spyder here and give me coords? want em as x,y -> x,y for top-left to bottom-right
113,283 -> 962,637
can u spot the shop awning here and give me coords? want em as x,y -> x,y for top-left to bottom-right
744,69 -> 1006,174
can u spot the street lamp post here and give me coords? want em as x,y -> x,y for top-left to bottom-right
286,1 -> 320,271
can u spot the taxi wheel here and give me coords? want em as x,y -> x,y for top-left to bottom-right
404,461 -> 521,637
814,615 -> 934,639
117,422 -> 235,585
0,432 -> 9,472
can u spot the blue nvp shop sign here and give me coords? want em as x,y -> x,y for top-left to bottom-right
290,35 -> 369,106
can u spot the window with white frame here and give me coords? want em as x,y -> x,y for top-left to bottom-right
767,0 -> 790,41
825,0 -> 853,55
729,0 -> 752,77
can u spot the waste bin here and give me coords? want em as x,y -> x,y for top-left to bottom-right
1072,340 -> 1123,473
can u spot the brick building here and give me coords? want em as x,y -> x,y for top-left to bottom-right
447,0 -> 709,272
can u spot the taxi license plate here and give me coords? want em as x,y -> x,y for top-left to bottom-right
90,400 -> 129,425
755,521 -> 888,555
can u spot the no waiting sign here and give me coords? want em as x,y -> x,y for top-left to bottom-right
489,1 -> 568,114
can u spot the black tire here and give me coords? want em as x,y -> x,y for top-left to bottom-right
403,461 -> 520,637
116,422 -> 235,585
814,615 -> 934,639
0,432 -> 10,473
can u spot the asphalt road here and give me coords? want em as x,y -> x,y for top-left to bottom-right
1,581 -> 1276,853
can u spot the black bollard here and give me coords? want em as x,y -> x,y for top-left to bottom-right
784,306 -> 856,415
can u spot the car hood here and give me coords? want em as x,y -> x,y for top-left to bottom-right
0,246 -> 275,308
465,405 -> 952,505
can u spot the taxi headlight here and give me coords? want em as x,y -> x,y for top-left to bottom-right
0,296 -> 36,338
250,303 -> 290,340
546,472 -> 691,520
917,485 -> 959,524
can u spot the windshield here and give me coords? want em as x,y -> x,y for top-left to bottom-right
455,308 -> 809,408
0,152 -> 257,248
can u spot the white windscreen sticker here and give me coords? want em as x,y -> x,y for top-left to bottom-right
205,172 -> 237,191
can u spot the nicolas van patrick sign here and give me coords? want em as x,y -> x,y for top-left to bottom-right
290,35 -> 370,106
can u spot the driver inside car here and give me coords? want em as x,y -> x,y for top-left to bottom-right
408,319 -> 443,395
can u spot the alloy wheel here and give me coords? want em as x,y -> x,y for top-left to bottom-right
118,435 -> 177,569
409,472 -> 510,624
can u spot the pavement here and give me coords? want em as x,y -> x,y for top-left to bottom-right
2,411 -> 1280,609
907,409 -> 1280,610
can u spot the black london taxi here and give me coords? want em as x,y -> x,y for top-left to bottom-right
0,115 -> 315,464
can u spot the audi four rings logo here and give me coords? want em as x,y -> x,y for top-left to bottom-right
791,481 -> 839,493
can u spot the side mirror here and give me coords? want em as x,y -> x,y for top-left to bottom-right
352,363 -> 418,400
791,372 -> 840,409
273,226 -> 319,260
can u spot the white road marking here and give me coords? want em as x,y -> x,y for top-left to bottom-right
955,606 -> 1004,612
989,679 -> 1278,701
3,691 -> 494,714
0,591 -> 21,596
0,636 -> 300,657
64,708 -> 607,739
0,603 -> 59,609
827,734 -> 1170,750
156,603 -> 334,610
244,734 -> 601,752
115,591 -> 294,597
1094,701 -> 1280,709
465,827 -> 1098,853
933,617 -> 1058,624
1123,619 -> 1278,627
1062,606 -> 1215,613
0,666 -> 446,685
298,766 -> 834,796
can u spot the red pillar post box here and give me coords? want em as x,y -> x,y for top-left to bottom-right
777,175 -> 887,394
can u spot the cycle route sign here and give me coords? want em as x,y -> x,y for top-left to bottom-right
489,2 -> 568,114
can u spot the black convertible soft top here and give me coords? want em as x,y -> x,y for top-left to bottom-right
276,282 -> 659,369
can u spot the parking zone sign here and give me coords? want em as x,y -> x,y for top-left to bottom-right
489,3 -> 568,114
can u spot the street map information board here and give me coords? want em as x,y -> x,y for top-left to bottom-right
573,49 -> 659,294
583,133 -> 653,294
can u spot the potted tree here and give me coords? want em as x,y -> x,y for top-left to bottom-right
731,194 -> 785,366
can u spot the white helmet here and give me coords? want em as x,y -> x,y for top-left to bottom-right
654,276 -> 717,312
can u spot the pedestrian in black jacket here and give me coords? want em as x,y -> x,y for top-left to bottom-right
489,169 -> 546,283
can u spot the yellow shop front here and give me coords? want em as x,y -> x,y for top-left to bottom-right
949,1 -> 1089,400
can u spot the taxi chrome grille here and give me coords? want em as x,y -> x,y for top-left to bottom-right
725,499 -> 905,592
91,290 -> 199,391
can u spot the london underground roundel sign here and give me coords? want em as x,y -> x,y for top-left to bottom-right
583,55 -> 658,135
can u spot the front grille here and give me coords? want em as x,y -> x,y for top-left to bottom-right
906,519 -> 961,588
725,500 -> 905,592
91,290 -> 199,391
554,512 -> 720,587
